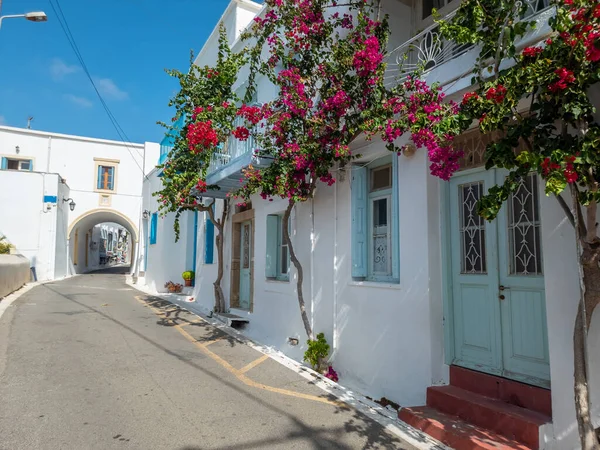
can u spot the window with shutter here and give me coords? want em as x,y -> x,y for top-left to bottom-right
351,155 -> 399,283
1,157 -> 33,171
265,213 -> 290,281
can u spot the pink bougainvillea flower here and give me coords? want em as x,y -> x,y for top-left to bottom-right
485,85 -> 507,103
187,120 -> 219,152
232,126 -> 250,141
548,67 -> 576,92
325,366 -> 339,382
585,31 -> 600,62
462,91 -> 479,105
522,46 -> 543,58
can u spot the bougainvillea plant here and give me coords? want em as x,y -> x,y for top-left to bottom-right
155,26 -> 245,313
440,0 -> 600,447
232,0 -> 467,342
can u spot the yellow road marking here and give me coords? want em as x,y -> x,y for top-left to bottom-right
240,354 -> 269,374
134,295 -> 342,407
202,338 -> 224,347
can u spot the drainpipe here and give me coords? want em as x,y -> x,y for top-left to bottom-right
333,177 -> 338,352
133,145 -> 147,280
46,136 -> 52,172
310,199 -> 315,333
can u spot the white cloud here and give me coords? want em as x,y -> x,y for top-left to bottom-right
96,77 -> 128,100
0,116 -> 6,125
50,58 -> 79,80
65,94 -> 93,108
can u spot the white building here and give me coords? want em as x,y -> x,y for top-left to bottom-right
140,1 -> 600,449
0,125 -> 159,280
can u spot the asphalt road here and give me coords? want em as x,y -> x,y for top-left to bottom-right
0,269 -> 419,450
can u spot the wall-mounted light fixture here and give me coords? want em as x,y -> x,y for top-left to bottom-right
403,143 -> 417,158
62,197 -> 76,211
142,209 -> 151,220
15,146 -> 20,154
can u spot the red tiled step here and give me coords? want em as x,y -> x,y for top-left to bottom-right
427,386 -> 550,449
399,406 -> 533,450
449,366 -> 552,417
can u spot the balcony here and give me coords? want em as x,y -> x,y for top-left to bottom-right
384,0 -> 553,89
205,116 -> 272,199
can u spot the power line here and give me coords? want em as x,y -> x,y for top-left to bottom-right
48,0 -> 148,178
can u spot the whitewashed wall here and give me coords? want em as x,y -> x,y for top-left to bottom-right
0,170 -> 68,281
141,170 -> 198,293
0,125 -> 159,276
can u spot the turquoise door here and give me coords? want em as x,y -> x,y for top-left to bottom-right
239,221 -> 252,309
449,170 -> 550,388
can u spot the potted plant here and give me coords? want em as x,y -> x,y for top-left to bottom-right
182,271 -> 195,287
164,281 -> 183,293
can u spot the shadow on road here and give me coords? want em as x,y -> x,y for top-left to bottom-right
41,282 -> 423,450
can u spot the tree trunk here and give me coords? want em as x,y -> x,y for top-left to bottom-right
282,200 -> 314,341
574,299 -> 599,450
567,188 -> 600,450
213,230 -> 226,313
207,199 -> 228,314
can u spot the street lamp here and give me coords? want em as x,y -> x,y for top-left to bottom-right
0,11 -> 47,30
63,197 -> 76,212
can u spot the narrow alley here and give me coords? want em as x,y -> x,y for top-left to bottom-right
0,269 -> 417,450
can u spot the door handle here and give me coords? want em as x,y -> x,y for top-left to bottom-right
499,285 -> 509,291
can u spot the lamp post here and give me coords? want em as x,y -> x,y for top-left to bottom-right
0,10 -> 47,30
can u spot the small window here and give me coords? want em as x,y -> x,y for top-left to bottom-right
1,157 -> 32,171
150,213 -> 158,245
97,165 -> 115,191
266,214 -> 291,281
351,158 -> 399,283
370,165 -> 392,191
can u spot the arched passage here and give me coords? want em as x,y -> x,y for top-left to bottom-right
68,209 -> 139,275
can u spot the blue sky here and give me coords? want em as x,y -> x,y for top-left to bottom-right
0,0 -> 246,144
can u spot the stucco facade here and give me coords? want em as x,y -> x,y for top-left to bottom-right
138,0 -> 600,448
0,125 -> 159,279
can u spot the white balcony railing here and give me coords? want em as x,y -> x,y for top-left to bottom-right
384,0 -> 552,86
207,115 -> 257,176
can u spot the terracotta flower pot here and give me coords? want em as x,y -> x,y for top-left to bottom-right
184,279 -> 192,287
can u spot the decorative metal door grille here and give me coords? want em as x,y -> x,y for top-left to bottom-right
243,224 -> 250,269
459,182 -> 487,274
372,197 -> 390,275
508,174 -> 542,275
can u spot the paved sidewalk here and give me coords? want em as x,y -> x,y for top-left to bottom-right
0,270 -> 431,450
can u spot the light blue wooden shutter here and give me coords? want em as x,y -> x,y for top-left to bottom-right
150,213 -> 158,244
27,160 -> 33,171
97,166 -> 103,189
1,157 -> 7,169
392,155 -> 399,281
351,166 -> 368,278
205,211 -> 214,264
107,167 -> 114,189
265,215 -> 279,278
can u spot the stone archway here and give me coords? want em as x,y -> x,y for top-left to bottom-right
68,209 -> 139,275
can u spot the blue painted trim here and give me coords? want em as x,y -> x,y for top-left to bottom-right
150,213 -> 158,245
43,195 -> 57,203
441,179 -> 455,366
192,211 -> 198,275
205,208 -> 214,264
391,154 -> 399,282
144,220 -> 149,271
